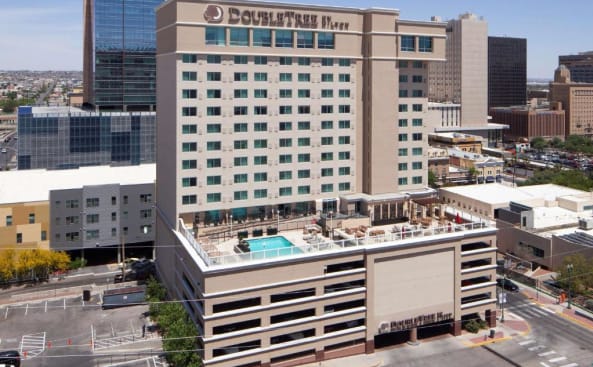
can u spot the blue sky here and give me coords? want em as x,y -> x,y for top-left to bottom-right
0,0 -> 591,78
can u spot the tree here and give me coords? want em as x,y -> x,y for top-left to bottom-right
0,249 -> 69,282
531,137 -> 548,151
550,137 -> 564,149
467,166 -> 479,183
0,250 -> 16,281
428,170 -> 437,188
521,168 -> 593,191
557,254 -> 593,295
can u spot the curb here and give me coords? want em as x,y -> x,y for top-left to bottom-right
557,311 -> 593,331
466,335 -> 512,347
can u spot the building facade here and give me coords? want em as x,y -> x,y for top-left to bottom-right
17,106 -> 156,170
0,201 -> 49,250
488,36 -> 527,108
559,51 -> 593,83
428,13 -> 488,127
549,65 -> 593,137
83,0 -> 163,111
489,106 -> 565,142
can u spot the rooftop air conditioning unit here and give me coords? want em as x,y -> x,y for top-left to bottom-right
579,218 -> 593,230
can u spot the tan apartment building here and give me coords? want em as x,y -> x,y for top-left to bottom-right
549,65 -> 593,137
0,202 -> 49,250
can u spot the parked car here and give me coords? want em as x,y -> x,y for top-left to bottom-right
497,278 -> 519,292
0,350 -> 21,367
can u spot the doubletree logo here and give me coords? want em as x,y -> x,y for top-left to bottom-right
204,4 -> 224,23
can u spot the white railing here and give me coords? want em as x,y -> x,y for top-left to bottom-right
178,219 -> 211,266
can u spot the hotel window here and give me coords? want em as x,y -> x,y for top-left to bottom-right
182,89 -> 197,99
412,118 -> 423,126
254,89 -> 267,98
398,119 -> 408,127
321,89 -> 333,98
234,174 -> 248,184
412,147 -> 423,156
339,74 -> 351,82
339,182 -> 351,191
339,120 -> 350,129
234,140 -> 248,149
279,187 -> 292,197
234,89 -> 248,98
321,73 -> 333,82
234,123 -> 248,132
398,133 -> 408,142
321,183 -> 333,193
318,32 -> 335,49
182,142 -> 197,152
234,156 -> 248,166
41,230 -> 47,241
234,55 -> 248,64
254,56 -> 267,65
279,89 -> 292,98
399,75 -> 408,83
207,89 -> 221,98
412,75 -> 423,83
412,162 -> 423,170
207,55 -> 221,64
279,138 -> 292,147
254,106 -> 268,115
413,61 -> 423,68
298,73 -> 311,82
298,89 -> 310,98
398,177 -> 408,185
321,168 -> 333,177
279,56 -> 293,65
321,105 -> 333,114
398,104 -> 408,112
400,35 -> 415,51
234,106 -> 247,115
279,154 -> 292,164
182,107 -> 196,116
275,30 -> 293,47
279,171 -> 292,180
339,151 -> 350,160
412,133 -> 423,141
297,31 -> 314,48
182,54 -> 197,63
254,72 -> 268,81
398,163 -> 408,171
298,121 -> 310,130
339,89 -> 350,98
5,215 -> 12,226
29,213 -> 35,224
321,120 -> 333,129
253,29 -> 272,47
399,60 -> 408,68
298,185 -> 311,195
207,193 -> 221,203
230,28 -> 249,46
254,139 -> 267,148
254,122 -> 267,131
298,153 -> 311,162
279,121 -> 292,131
321,57 -> 334,66
412,176 -> 423,184
418,36 -> 433,52
207,123 -> 221,133
338,58 -> 350,66
205,27 -> 225,45
338,136 -> 350,144
254,189 -> 267,199
254,172 -> 267,182
85,230 -> 99,240
279,105 -> 292,115
206,158 -> 221,168
298,169 -> 310,178
321,152 -> 333,161
298,105 -> 311,114
398,148 -> 408,156
298,57 -> 311,66
321,137 -> 333,145
234,72 -> 248,81
182,71 -> 197,81
182,160 -> 197,169
339,105 -> 350,113
412,104 -> 423,112
279,73 -> 292,82
86,198 -> 100,207
182,177 -> 197,187
254,156 -> 267,165
207,72 -> 221,81
412,90 -> 423,97
206,106 -> 221,116
298,137 -> 310,146
399,90 -> 408,97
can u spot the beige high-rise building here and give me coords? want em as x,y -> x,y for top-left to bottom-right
429,13 -> 488,128
549,65 -> 593,137
155,1 -> 497,366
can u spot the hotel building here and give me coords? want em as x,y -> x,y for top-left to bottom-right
549,65 -> 593,137
155,1 -> 498,366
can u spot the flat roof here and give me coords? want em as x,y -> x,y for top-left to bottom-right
0,164 -> 155,204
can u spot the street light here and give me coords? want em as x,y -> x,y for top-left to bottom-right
567,263 -> 573,309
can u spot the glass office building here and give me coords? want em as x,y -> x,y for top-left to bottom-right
17,106 -> 156,170
83,0 -> 163,111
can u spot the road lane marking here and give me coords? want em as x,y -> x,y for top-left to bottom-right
549,357 -> 567,363
519,339 -> 535,346
4,307 -> 8,319
25,304 -> 28,316
528,345 -> 546,351
539,307 -> 556,315
63,299 -> 66,310
44,301 -> 47,313
559,363 -> 578,367
540,363 -> 550,367
538,351 -> 556,357
508,312 -> 525,320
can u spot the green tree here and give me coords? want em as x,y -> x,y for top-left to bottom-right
428,170 -> 437,188
467,166 -> 478,182
521,168 -> 593,191
557,254 -> 593,295
550,137 -> 564,149
531,136 -> 548,151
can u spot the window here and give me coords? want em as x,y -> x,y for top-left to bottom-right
412,104 -> 423,112
123,196 -> 128,205
254,122 -> 267,131
253,29 -> 271,47
413,60 -> 423,68
234,191 -> 248,200
86,230 -> 99,240
207,124 -> 221,133
182,177 -> 197,187
254,189 -> 268,199
412,176 -> 423,184
321,105 -> 333,114
398,133 -> 408,142
182,124 -> 197,134
339,89 -> 350,98
279,122 -> 292,131
399,60 -> 409,68
321,168 -> 333,177
298,121 -> 310,130
234,89 -> 248,98
28,213 -> 35,224
398,148 -> 408,156
207,55 -> 221,64
412,118 -> 423,126
295,152 -> 310,163
234,123 -> 248,132
207,193 -> 221,203
298,57 -> 311,66
234,140 -> 248,149
207,89 -> 221,98
321,183 -> 333,193
321,152 -> 333,161
339,58 -> 351,67
234,106 -> 248,115
339,105 -> 350,113
207,72 -> 221,81
298,185 -> 311,195
234,72 -> 248,81
279,187 -> 292,197
298,169 -> 310,178
338,136 -> 350,144
254,156 -> 267,165
412,162 -> 423,170
140,194 -> 153,203
182,54 -> 197,63
321,58 -> 334,66
279,105 -> 292,115
5,215 -> 12,226
398,177 -> 408,185
182,89 -> 197,99
298,89 -> 310,98
399,89 -> 409,98
296,31 -> 314,48
298,73 -> 310,82
401,35 -> 415,51
207,158 -> 221,168
279,154 -> 292,163
111,228 -> 117,237
339,151 -> 350,160
339,74 -> 350,82
412,75 -> 423,83
418,36 -> 433,52
254,106 -> 267,115
321,120 -> 333,129
399,75 -> 408,83
182,195 -> 197,205
140,209 -> 152,219
398,104 -> 408,112
182,107 -> 196,116
321,136 -> 333,145
234,55 -> 248,64
318,32 -> 335,49
279,56 -> 292,65
230,28 -> 249,46
398,119 -> 408,127
412,147 -> 423,156
182,71 -> 197,81
65,216 -> 79,225
339,120 -> 350,129
298,105 -> 310,114
254,172 -> 267,182
321,89 -> 333,98
254,56 -> 267,65
279,89 -> 292,98
275,30 -> 293,47
254,89 -> 267,98
412,133 -> 423,141
234,157 -> 248,166
182,159 -> 197,169
254,139 -> 267,148
206,141 -> 221,151
182,142 -> 197,152
339,182 -> 351,191
279,138 -> 292,147
205,27 -> 225,45
279,171 -> 292,180
86,198 -> 99,207
279,73 -> 292,82
206,107 -> 221,116
254,72 -> 268,81
321,73 -> 333,82
398,163 -> 408,171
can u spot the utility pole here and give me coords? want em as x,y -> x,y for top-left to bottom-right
567,263 -> 573,309
121,233 -> 126,280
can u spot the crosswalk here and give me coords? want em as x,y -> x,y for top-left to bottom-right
506,303 -> 555,319
19,332 -> 45,359
514,335 -> 579,367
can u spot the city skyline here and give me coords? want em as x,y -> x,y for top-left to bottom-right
0,0 -> 592,78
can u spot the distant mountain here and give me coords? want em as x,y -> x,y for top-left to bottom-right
527,78 -> 552,84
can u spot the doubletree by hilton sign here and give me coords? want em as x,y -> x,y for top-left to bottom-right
204,4 -> 350,30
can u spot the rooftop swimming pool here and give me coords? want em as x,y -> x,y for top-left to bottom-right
245,236 -> 302,259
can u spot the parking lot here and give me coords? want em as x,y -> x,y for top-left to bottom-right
0,291 -> 160,367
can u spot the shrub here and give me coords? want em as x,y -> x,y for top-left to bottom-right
464,319 -> 481,333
